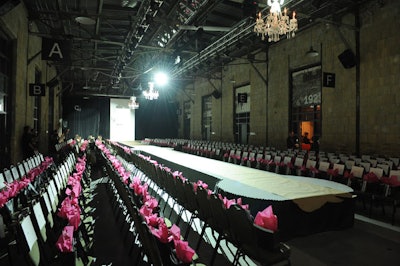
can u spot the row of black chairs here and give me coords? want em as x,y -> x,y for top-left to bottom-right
147,139 -> 400,177
0,148 -> 96,266
98,145 -> 206,265
1,153 -> 45,191
109,142 -> 291,266
168,138 -> 400,226
115,137 -> 400,226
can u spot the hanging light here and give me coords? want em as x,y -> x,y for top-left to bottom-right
128,96 -> 140,109
306,29 -> 319,57
253,0 -> 297,42
306,46 -> 319,57
75,0 -> 96,25
143,82 -> 159,100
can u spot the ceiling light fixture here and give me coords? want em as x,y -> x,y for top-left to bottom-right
143,82 -> 159,100
128,96 -> 140,109
306,46 -> 319,57
253,0 -> 297,42
306,28 -> 319,57
75,15 -> 96,25
75,1 -> 96,25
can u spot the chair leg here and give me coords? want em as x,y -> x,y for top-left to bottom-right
183,215 -> 194,240
232,248 -> 243,266
195,224 -> 207,251
210,234 -> 222,266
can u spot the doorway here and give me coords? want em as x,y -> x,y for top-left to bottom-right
301,121 -> 314,140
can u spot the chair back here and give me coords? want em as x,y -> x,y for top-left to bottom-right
345,160 -> 355,170
10,165 -> 20,180
208,194 -> 229,235
226,204 -> 254,247
32,201 -> 47,242
195,186 -> 213,224
359,161 -> 371,173
0,172 -> 5,190
361,155 -> 371,161
318,161 -> 330,172
333,163 -> 345,175
368,167 -> 384,179
19,214 -> 41,266
3,168 -> 14,183
377,163 -> 390,176
368,159 -> 377,167
283,156 -> 292,165
389,170 -> 400,180
274,156 -> 282,163
350,166 -> 364,178
136,221 -> 164,266
294,157 -> 304,167
306,159 -> 317,169
182,181 -> 198,212
389,157 -> 399,168
18,163 -> 26,177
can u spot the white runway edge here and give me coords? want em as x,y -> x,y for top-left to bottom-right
355,214 -> 400,233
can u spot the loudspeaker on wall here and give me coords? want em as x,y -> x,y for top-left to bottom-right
212,90 -> 221,99
338,49 -> 357,69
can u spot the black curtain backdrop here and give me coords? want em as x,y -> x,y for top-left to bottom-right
135,96 -> 178,140
63,95 -> 178,141
63,97 -> 110,139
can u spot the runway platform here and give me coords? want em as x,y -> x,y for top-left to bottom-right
122,142 -> 355,240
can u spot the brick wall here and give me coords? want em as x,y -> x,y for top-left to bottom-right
176,0 -> 400,156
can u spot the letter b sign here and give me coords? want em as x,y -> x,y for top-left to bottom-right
29,84 -> 45,96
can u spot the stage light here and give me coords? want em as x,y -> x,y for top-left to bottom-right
154,72 -> 168,86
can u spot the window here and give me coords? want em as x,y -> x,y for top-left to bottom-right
183,100 -> 191,139
34,69 -> 42,133
202,95 -> 212,140
234,84 -> 251,144
290,65 -> 322,140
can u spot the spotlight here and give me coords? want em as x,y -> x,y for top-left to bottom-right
154,72 -> 168,86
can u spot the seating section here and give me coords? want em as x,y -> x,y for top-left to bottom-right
143,138 -> 400,225
0,142 -> 95,266
2,137 -> 398,265
106,141 -> 291,265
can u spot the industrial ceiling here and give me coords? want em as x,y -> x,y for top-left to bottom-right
22,0 -> 374,98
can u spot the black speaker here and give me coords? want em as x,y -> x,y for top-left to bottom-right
47,78 -> 59,89
311,0 -> 323,8
212,90 -> 221,99
338,49 -> 357,69
242,0 -> 258,18
0,0 -> 20,16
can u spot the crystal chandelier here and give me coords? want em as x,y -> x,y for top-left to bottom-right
128,96 -> 139,109
254,0 -> 297,42
143,82 -> 159,100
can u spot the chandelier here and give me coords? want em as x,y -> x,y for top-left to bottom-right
254,0 -> 297,42
143,82 -> 159,100
128,96 -> 139,109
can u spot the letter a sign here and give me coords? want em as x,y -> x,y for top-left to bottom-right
41,38 -> 69,61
